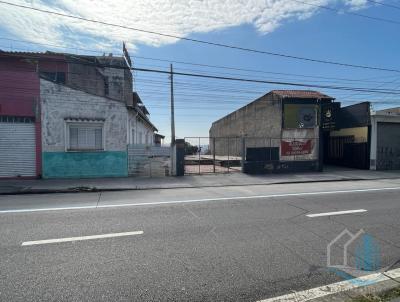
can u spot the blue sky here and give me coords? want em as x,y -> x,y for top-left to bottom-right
0,0 -> 400,140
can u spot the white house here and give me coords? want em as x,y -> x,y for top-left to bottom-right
128,92 -> 158,146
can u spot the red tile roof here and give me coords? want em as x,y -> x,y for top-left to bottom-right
271,90 -> 334,100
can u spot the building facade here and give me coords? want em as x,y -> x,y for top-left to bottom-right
209,90 -> 334,173
40,79 -> 129,178
0,49 -> 160,179
0,52 -> 41,178
370,107 -> 400,170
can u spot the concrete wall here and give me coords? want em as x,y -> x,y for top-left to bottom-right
41,79 -> 128,178
209,93 -> 282,155
68,63 -> 105,97
67,57 -> 132,105
97,57 -> 133,105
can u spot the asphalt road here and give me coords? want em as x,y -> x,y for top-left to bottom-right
1,178 -> 400,301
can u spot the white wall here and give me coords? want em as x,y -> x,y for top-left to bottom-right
128,111 -> 155,145
41,79 -> 128,152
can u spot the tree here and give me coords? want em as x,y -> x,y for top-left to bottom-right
184,142 -> 199,155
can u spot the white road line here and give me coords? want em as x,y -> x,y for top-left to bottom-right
1,186 -> 400,214
306,209 -> 367,218
257,267 -> 400,302
21,231 -> 143,246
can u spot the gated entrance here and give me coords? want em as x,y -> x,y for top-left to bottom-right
323,135 -> 370,169
183,137 -> 243,175
183,136 -> 319,175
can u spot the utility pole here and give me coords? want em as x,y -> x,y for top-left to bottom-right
170,64 -> 175,145
170,64 -> 176,175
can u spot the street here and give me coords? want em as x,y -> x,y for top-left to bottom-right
1,179 -> 400,301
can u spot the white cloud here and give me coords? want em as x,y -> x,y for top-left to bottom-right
0,0 -> 368,53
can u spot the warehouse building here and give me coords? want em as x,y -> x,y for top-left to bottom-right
209,90 -> 336,173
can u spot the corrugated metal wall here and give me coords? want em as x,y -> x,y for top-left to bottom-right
0,122 -> 36,177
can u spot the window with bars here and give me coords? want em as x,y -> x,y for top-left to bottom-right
67,123 -> 104,151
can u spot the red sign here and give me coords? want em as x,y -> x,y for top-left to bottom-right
281,139 -> 313,156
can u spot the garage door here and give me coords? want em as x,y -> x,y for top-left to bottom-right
0,121 -> 36,177
377,122 -> 400,170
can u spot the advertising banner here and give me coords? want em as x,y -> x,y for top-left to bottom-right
281,139 -> 313,156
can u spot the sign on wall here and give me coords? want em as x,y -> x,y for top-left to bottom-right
283,104 -> 317,129
281,139 -> 313,156
321,102 -> 340,131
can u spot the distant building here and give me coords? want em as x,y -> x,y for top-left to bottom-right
154,133 -> 165,146
210,90 -> 399,173
209,90 -> 335,173
0,47 -> 161,178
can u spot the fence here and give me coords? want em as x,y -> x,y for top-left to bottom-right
184,136 -> 319,175
127,144 -> 171,177
325,136 -> 369,169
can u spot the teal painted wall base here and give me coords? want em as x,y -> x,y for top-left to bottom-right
42,151 -> 128,178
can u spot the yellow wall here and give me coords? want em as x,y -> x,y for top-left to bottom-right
330,127 -> 368,143
283,104 -> 317,128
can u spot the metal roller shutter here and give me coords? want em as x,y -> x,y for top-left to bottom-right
377,122 -> 400,170
0,122 -> 36,177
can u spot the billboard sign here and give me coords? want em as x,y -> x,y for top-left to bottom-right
281,139 -> 313,156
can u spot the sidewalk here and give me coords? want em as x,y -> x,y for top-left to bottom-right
1,167 -> 400,195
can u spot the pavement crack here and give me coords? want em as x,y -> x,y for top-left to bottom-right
285,201 -> 310,221
286,201 -> 309,213
96,192 -> 102,208
183,205 -> 201,220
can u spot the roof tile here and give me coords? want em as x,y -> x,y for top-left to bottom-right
271,90 -> 334,100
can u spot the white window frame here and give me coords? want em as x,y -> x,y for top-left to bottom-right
65,121 -> 105,152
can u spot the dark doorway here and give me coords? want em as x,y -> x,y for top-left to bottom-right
322,132 -> 369,169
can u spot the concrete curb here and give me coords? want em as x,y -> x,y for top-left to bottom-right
312,274 -> 400,302
1,176 -> 399,195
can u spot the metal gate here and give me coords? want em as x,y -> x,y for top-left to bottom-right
325,135 -> 369,169
184,136 -> 319,175
0,120 -> 36,177
184,137 -> 243,175
127,144 -> 171,177
377,122 -> 400,170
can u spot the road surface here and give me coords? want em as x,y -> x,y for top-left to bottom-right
1,178 -> 400,301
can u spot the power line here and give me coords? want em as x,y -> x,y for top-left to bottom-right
3,52 -> 400,95
2,38 -> 400,85
133,55 -> 400,83
1,0 -> 400,73
133,67 -> 400,94
292,0 -> 400,25
365,0 -> 400,10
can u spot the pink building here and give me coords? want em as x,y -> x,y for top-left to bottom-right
0,51 -> 70,178
0,52 -> 42,178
